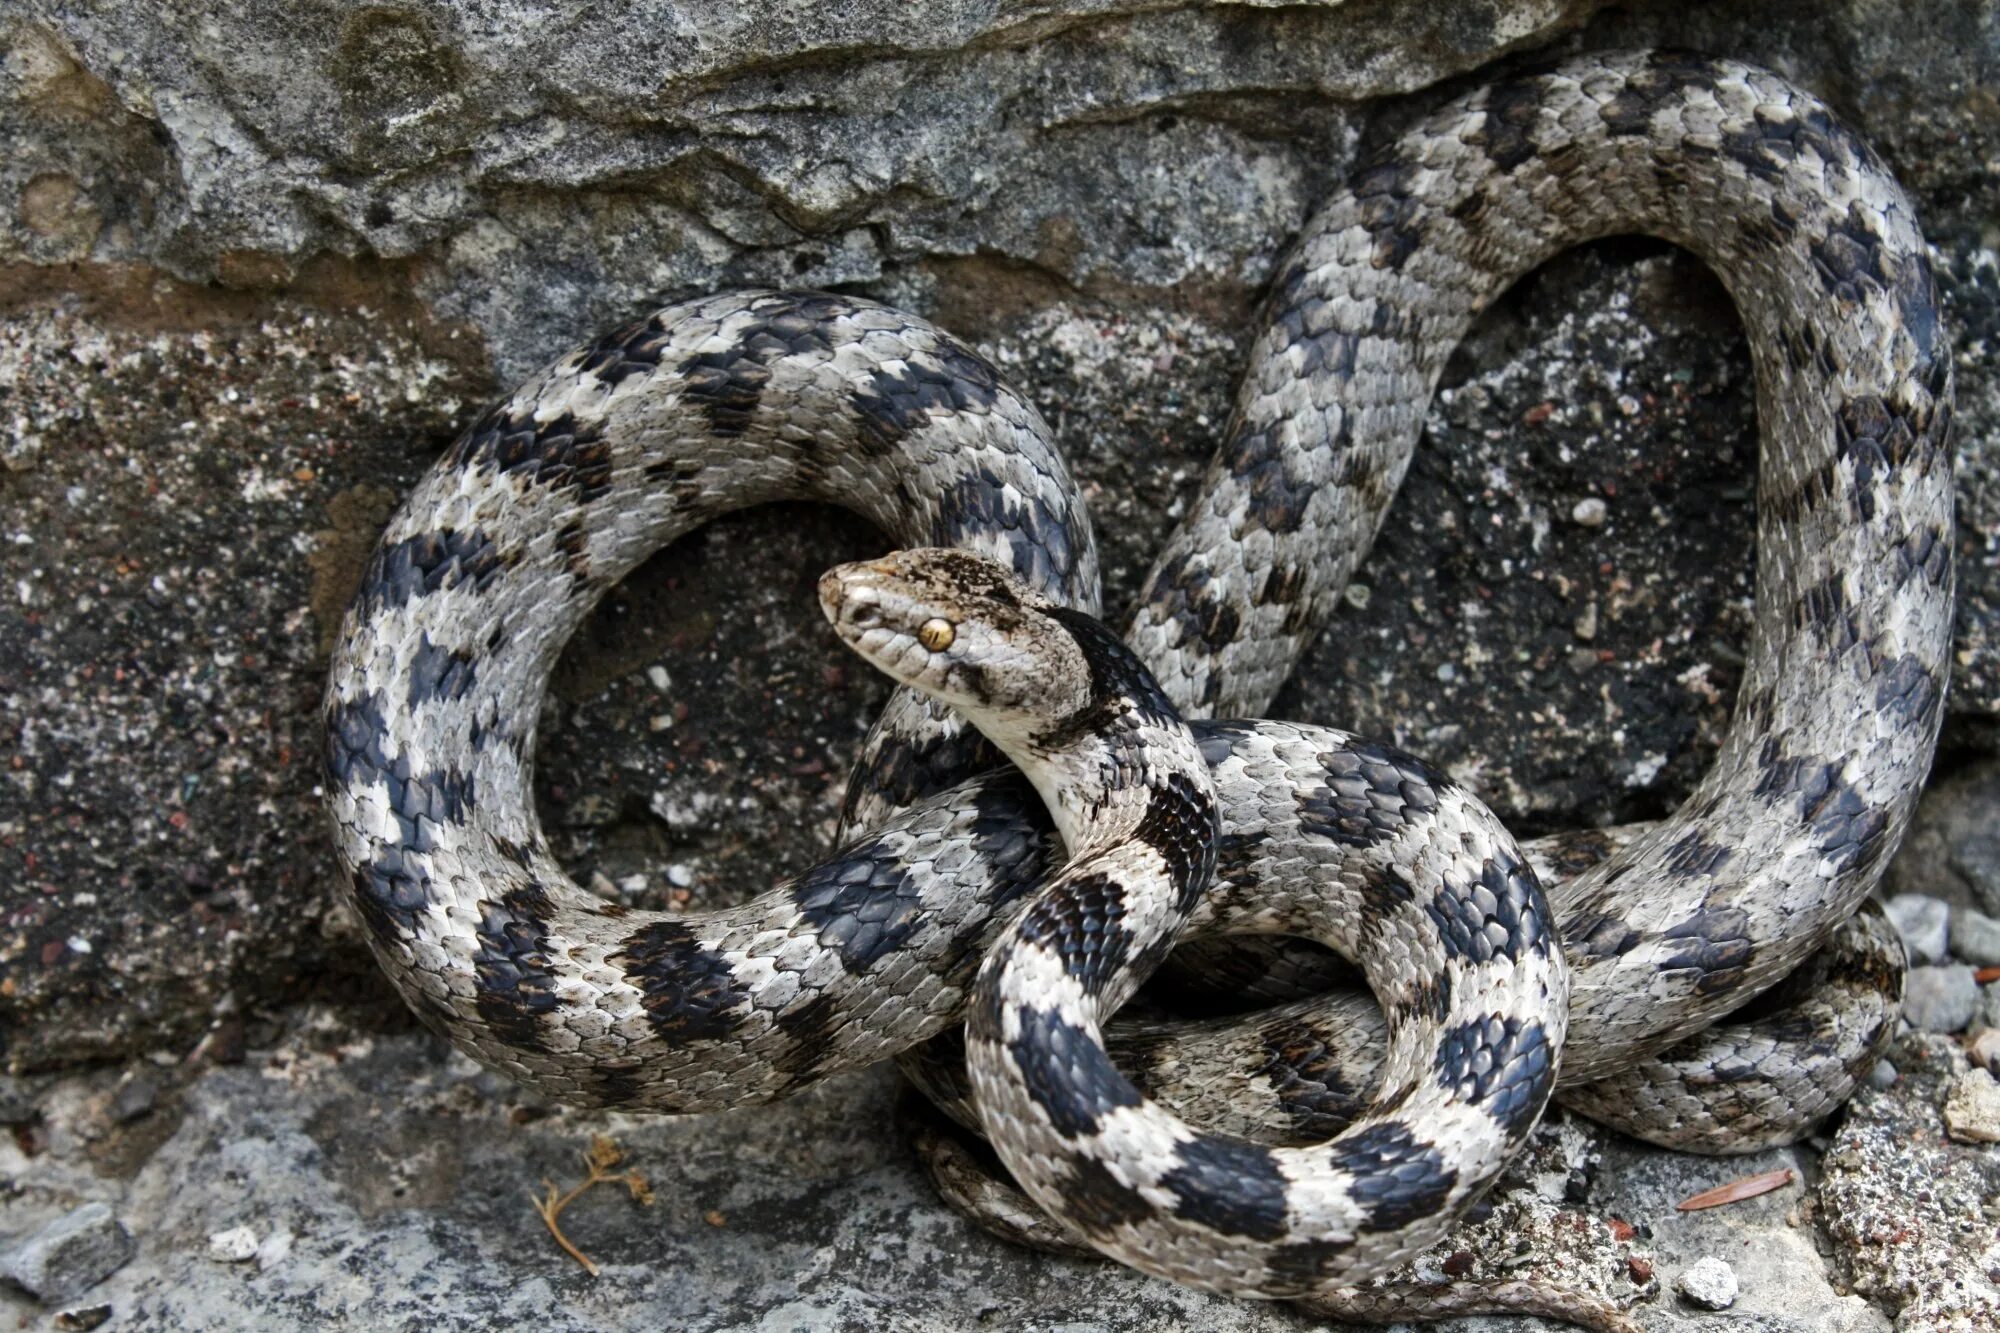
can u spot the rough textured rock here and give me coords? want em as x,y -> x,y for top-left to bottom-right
1817,1032 -> 2000,1331
1885,760 -> 2000,917
1886,895 -> 1953,968
0,1018 -> 1904,1333
2,1201 -> 135,1304
1903,966 -> 1984,1034
4,0 -> 1997,1068
1,1 -> 1998,1329
1951,908 -> 2000,968
1674,1256 -> 1738,1312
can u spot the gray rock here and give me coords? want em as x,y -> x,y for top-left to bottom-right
1885,760 -> 2000,917
1675,1256 -> 1739,1311
1885,893 -> 1952,966
1820,1032 -> 2000,1329
1950,906 -> 2000,967
1902,965 -> 1982,1034
1943,1068 -> 2000,1144
0,1 -> 1994,1070
2,1203 -> 135,1304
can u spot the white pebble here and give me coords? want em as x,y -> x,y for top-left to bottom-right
646,665 -> 671,692
1944,1067 -> 2000,1144
667,863 -> 694,888
1675,1256 -> 1738,1310
1571,497 -> 1608,526
208,1225 -> 260,1263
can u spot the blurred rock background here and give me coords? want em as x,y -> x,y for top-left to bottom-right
1,1 -> 1996,1328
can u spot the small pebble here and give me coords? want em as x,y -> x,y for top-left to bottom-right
1944,1067 -> 2000,1144
1675,1256 -> 1738,1310
208,1226 -> 260,1263
109,1070 -> 158,1124
1571,496 -> 1608,526
1884,893 -> 1950,965
2,1203 -> 136,1304
1573,602 -> 1599,642
666,863 -> 694,889
1868,1058 -> 1900,1089
1904,964 -> 1981,1033
1950,907 -> 2000,967
1969,1028 -> 2000,1076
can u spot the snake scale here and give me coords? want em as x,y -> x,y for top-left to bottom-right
324,50 -> 1952,1319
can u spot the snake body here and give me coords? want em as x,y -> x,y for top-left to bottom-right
324,50 -> 1951,1309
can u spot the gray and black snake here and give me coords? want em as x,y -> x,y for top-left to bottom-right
323,49 -> 1952,1318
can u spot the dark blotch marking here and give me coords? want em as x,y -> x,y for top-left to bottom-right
1141,550 -> 1258,691
619,919 -> 751,1044
1874,652 -> 1941,727
1158,1133 -> 1290,1241
1056,1155 -> 1158,1237
1662,830 -> 1732,880
1562,907 -> 1641,959
1425,850 -> 1546,966
328,690 -> 477,855
406,633 -> 478,707
1296,741 -> 1447,850
771,992 -> 847,1089
853,337 -> 1004,454
792,838 -> 928,973
1432,1015 -> 1554,1138
1328,1121 -> 1460,1233
472,879 -> 560,1049
1658,905 -> 1756,997
674,291 -> 851,437
1132,769 -> 1221,914
1753,737 -> 1891,875
1036,606 -> 1185,750
932,465 -> 1080,595
444,404 -> 613,504
576,312 -> 675,388
1476,74 -> 1550,172
1259,1018 -> 1365,1141
1003,1004 -> 1142,1138
353,528 -> 510,615
1018,871 -> 1134,997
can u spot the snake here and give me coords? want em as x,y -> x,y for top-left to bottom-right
322,48 -> 1952,1320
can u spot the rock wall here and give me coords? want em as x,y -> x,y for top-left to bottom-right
12,0 -> 1995,1069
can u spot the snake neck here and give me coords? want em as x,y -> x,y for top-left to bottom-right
996,606 -> 1210,862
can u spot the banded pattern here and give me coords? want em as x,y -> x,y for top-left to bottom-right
824,550 -> 1565,1294
324,48 -> 1951,1321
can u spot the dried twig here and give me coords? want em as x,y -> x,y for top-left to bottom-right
530,1135 -> 657,1276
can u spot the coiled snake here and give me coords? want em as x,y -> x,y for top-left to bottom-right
324,50 -> 1952,1323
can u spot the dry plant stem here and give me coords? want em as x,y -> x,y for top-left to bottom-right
531,1136 -> 656,1276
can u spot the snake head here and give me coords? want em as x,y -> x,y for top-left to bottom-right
819,547 -> 1090,734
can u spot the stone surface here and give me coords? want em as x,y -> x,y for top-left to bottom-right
1885,894 -> 1953,968
0,1016 -> 1905,1333
2,1201 -> 136,1304
0,0 -> 1995,1071
1818,1032 -> 2000,1331
1902,966 -> 1983,1034
1951,907 -> 2000,968
1674,1256 -> 1738,1311
1884,760 -> 2000,917
1943,1067 -> 2000,1144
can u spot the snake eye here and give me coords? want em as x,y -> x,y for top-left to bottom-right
917,618 -> 956,652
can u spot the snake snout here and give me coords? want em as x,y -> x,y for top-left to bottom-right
819,562 -> 887,636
